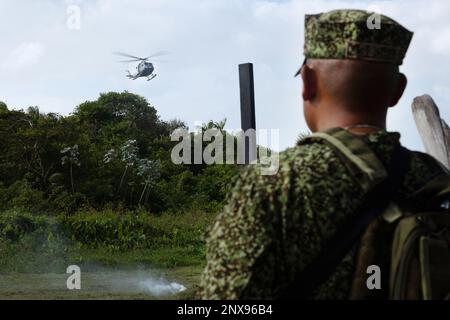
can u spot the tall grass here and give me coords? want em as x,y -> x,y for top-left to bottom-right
0,208 -> 217,272
60,208 -> 214,249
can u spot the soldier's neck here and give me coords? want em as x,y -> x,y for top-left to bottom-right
314,107 -> 387,135
343,124 -> 386,135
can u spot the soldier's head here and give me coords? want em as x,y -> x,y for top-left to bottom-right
296,9 -> 413,132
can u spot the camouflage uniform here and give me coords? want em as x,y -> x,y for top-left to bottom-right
197,130 -> 446,299
295,9 -> 413,76
197,10 -> 431,299
303,10 -> 413,65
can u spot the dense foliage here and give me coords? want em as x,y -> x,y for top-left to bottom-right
0,209 -> 213,272
0,92 -> 239,215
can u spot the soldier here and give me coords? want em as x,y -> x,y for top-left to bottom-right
197,9 -> 450,299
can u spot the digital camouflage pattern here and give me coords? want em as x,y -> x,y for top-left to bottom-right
197,129 -> 446,299
304,9 -> 413,65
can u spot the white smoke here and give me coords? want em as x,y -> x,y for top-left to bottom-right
138,277 -> 186,296
102,269 -> 188,297
72,267 -> 189,298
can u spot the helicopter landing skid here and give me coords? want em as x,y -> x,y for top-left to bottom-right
147,74 -> 157,81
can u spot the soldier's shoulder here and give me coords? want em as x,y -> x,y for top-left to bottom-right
278,138 -> 340,174
401,149 -> 449,195
232,139 -> 350,206
409,149 -> 447,171
236,139 -> 340,184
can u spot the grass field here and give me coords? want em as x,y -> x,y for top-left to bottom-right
0,209 -> 214,300
0,266 -> 202,300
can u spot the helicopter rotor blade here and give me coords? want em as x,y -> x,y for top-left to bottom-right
145,51 -> 171,59
118,59 -> 168,63
147,59 -> 168,63
118,59 -> 141,63
113,52 -> 145,60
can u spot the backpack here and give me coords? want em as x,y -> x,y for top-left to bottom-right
281,128 -> 450,300
387,174 -> 450,299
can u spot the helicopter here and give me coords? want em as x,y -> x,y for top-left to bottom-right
114,51 -> 170,81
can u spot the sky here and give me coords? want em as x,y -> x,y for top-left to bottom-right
1,0 -> 450,151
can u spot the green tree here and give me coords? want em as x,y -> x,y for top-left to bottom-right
137,158 -> 161,206
60,145 -> 81,193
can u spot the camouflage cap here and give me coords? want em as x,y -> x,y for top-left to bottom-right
295,9 -> 413,76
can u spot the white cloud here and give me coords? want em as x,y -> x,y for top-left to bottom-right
0,0 -> 450,152
3,42 -> 45,70
430,26 -> 450,54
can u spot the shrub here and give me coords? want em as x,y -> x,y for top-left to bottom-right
0,180 -> 49,214
0,210 -> 48,241
0,208 -> 216,271
59,209 -> 215,250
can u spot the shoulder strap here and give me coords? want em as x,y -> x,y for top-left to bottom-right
409,173 -> 450,207
301,128 -> 388,192
280,129 -> 412,299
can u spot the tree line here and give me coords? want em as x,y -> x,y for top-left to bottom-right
0,91 -> 239,215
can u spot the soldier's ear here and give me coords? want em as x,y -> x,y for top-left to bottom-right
388,73 -> 407,107
301,64 -> 317,101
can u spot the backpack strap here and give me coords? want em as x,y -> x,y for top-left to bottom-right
409,173 -> 450,208
388,172 -> 450,300
280,128 -> 411,299
301,128 -> 388,192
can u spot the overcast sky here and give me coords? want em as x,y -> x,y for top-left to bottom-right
1,0 -> 449,151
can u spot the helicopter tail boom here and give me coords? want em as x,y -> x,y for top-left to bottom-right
126,70 -> 138,80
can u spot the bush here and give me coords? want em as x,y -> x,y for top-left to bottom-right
0,180 -> 49,214
0,210 -> 49,241
0,208 -> 217,272
60,209 -> 214,250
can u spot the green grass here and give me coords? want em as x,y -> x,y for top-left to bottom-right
60,209 -> 213,249
0,208 -> 215,299
69,246 -> 206,269
0,241 -> 207,273
0,266 -> 202,300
